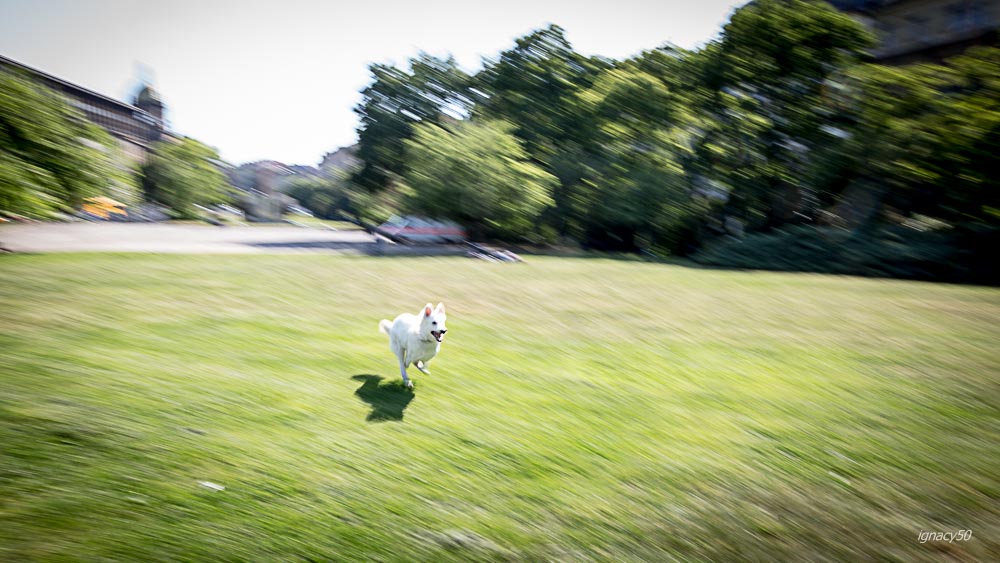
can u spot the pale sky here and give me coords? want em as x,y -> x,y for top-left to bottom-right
0,0 -> 747,166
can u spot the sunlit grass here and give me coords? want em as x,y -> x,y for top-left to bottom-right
1,254 -> 997,560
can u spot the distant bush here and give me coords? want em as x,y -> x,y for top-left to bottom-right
140,138 -> 231,219
403,120 -> 556,241
1,71 -> 132,218
694,225 -> 998,285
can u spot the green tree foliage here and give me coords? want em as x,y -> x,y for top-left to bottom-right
347,2 -> 997,278
928,48 -> 1000,223
810,47 -> 1000,227
0,70 -> 128,217
476,25 -> 611,161
403,120 -> 556,240
581,135 -> 706,254
698,42 -> 1000,282
284,175 -> 368,221
694,0 -> 873,228
141,138 -> 231,218
474,25 -> 611,239
572,64 -> 704,252
718,0 -> 872,87
353,54 -> 472,193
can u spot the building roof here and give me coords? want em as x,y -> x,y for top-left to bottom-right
827,0 -> 902,13
135,84 -> 162,106
0,53 -> 144,116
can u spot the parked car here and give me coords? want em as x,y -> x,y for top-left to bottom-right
376,215 -> 467,244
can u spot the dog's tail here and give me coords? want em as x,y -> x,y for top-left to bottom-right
378,319 -> 392,335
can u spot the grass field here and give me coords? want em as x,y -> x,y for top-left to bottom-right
1,254 -> 997,561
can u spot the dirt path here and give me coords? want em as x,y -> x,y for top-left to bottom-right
0,222 -> 382,254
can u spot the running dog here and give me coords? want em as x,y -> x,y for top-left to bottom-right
379,302 -> 447,389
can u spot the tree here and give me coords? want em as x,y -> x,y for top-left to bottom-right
141,138 -> 231,218
694,0 -> 873,229
921,47 -> 1000,224
342,7 -> 995,269
353,54 -> 472,193
475,25 -> 610,161
809,47 -> 1000,228
573,65 -> 704,253
284,175 -> 366,220
403,120 -> 556,241
473,25 -> 612,240
0,70 -> 129,217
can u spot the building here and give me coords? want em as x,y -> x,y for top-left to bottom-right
830,0 -> 999,64
319,145 -> 360,178
0,54 -> 168,162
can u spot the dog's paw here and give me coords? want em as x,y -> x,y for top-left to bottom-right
405,380 -> 414,390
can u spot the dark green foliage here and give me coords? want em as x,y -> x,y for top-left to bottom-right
718,0 -> 873,86
285,177 -> 348,219
807,53 -> 1000,227
692,0 -> 874,230
403,120 -> 556,241
570,61 -> 708,254
696,225 -> 999,284
140,138 -> 231,218
476,25 -> 611,161
352,54 -> 472,193
283,174 -> 383,223
344,2 -> 998,282
0,70 -> 129,217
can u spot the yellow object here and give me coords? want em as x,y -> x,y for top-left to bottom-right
81,197 -> 128,220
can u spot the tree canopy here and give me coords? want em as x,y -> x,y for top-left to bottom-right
5,0 -> 997,281
352,53 -> 472,193
403,120 -> 556,240
141,138 -> 231,218
0,70 -> 130,218
346,0 -> 998,277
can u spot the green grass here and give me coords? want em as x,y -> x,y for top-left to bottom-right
1,254 -> 997,561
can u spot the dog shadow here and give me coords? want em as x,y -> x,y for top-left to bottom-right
351,375 -> 414,422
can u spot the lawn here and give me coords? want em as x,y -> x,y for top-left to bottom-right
1,254 -> 997,561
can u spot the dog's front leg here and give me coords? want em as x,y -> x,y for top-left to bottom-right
415,360 -> 430,375
399,357 -> 413,389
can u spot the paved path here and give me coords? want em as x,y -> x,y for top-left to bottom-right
0,222 -> 388,254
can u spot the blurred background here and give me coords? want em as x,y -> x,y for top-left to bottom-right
1,0 -> 998,274
3,2 -> 1000,560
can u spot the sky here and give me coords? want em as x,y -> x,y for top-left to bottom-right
0,0 -> 747,166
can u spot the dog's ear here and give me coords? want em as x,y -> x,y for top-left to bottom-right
424,303 -> 433,317
436,302 -> 446,314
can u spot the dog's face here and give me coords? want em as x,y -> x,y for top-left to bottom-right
420,302 -> 447,343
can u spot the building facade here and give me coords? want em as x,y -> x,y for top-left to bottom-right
0,54 -> 168,162
830,0 -> 999,64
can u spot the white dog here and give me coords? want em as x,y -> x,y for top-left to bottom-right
379,302 -> 447,389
